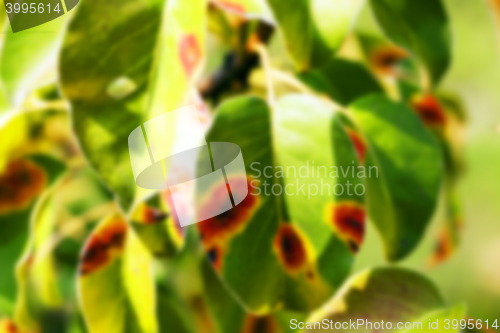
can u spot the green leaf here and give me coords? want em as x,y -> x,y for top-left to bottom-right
197,96 -> 281,313
429,189 -> 461,267
389,86 -> 465,266
274,95 -> 363,310
299,58 -> 383,106
197,95 -> 363,313
130,194 -> 185,258
14,189 -> 63,332
154,232 -> 229,333
155,285 -> 196,333
0,14 -> 69,106
306,267 -> 445,333
60,0 -> 207,211
348,94 -> 443,261
78,215 -> 156,333
267,0 -> 364,71
369,0 -> 451,85
200,256 -> 245,333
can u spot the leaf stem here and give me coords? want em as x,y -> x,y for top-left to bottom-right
253,43 -> 276,108
270,69 -> 344,111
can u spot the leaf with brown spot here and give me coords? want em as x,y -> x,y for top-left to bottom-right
370,0 -> 451,85
0,159 -> 46,215
370,46 -> 408,75
329,202 -> 366,253
0,155 -> 65,303
198,95 -> 362,313
357,33 -> 419,83
397,89 -> 465,266
429,194 -> 462,267
79,216 -> 127,276
274,224 -> 308,272
275,96 -> 364,311
242,315 -> 280,333
78,214 -> 156,333
345,129 -> 367,166
349,95 -> 443,261
411,94 -> 448,128
197,177 -> 259,248
130,194 -> 184,259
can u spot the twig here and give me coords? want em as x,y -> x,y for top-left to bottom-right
270,69 -> 344,112
253,43 -> 275,107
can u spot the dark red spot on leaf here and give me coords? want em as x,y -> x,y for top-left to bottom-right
411,94 -> 447,127
331,202 -> 365,253
197,178 -> 258,247
132,203 -> 168,224
0,159 -> 46,214
429,229 -> 454,267
275,224 -> 307,271
80,217 -> 127,275
179,34 -> 202,78
347,130 -> 366,164
207,246 -> 223,271
1,319 -> 19,333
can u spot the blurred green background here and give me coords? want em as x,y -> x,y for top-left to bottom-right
354,0 -> 500,321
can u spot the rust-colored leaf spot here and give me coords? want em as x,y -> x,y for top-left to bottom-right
215,1 -> 246,15
274,224 -> 307,271
429,229 -> 454,267
411,94 -> 447,127
206,245 -> 223,271
131,203 -> 168,225
331,202 -> 365,253
370,46 -> 408,75
179,34 -> 202,78
0,319 -> 19,333
197,178 -> 258,247
346,129 -> 366,164
0,159 -> 46,214
242,315 -> 278,333
80,216 -> 127,275
306,269 -> 315,280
